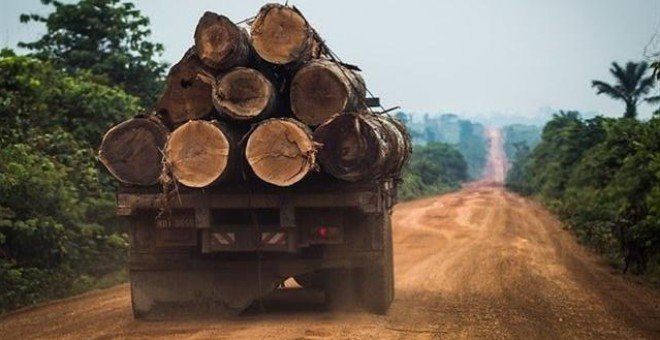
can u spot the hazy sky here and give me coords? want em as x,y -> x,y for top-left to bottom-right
2,0 -> 660,124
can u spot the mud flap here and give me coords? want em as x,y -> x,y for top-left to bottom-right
130,268 -> 283,319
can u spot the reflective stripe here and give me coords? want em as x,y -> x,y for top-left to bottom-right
261,232 -> 286,245
212,232 -> 235,245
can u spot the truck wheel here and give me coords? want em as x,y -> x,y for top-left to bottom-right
130,271 -> 155,319
360,212 -> 394,314
323,269 -> 358,310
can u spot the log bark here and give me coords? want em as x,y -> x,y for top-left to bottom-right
290,60 -> 366,126
386,115 -> 413,175
250,4 -> 321,65
313,112 -> 411,182
156,49 -> 214,126
194,11 -> 251,70
164,120 -> 235,188
98,116 -> 168,186
211,67 -> 277,121
245,118 -> 316,186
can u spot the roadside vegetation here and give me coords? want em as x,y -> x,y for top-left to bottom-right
0,0 -> 164,312
506,60 -> 660,281
398,143 -> 468,201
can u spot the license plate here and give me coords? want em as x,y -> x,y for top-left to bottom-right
156,213 -> 196,229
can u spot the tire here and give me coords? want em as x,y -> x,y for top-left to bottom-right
359,212 -> 394,314
323,269 -> 358,311
130,271 -> 154,319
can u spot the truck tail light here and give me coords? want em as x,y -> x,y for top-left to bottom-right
311,226 -> 340,240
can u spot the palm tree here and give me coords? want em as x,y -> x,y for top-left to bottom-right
591,61 -> 655,119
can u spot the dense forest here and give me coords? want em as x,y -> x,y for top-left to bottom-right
397,112 -> 487,179
501,124 -> 541,164
0,0 -> 164,312
398,143 -> 468,201
507,61 -> 660,280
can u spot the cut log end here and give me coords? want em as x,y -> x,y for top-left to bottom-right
98,117 -> 168,186
291,64 -> 347,126
194,12 -> 250,70
251,5 -> 313,64
165,120 -> 231,188
156,50 -> 214,126
291,60 -> 366,126
214,68 -> 276,120
246,119 -> 315,186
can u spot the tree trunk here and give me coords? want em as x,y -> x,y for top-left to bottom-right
194,11 -> 251,70
164,120 -> 236,188
156,49 -> 214,126
290,60 -> 366,126
211,67 -> 277,121
313,112 -> 411,182
245,118 -> 317,187
98,116 -> 169,186
251,4 -> 321,65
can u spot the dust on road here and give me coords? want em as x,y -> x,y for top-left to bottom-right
2,128 -> 659,339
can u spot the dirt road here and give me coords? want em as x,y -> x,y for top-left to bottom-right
2,187 -> 659,339
2,129 -> 660,339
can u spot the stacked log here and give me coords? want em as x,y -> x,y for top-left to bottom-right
165,120 -> 235,188
290,60 -> 366,126
98,3 -> 410,189
156,49 -> 214,126
98,117 -> 168,186
245,119 -> 316,186
211,67 -> 277,121
251,4 -> 321,65
194,12 -> 251,70
314,113 -> 411,182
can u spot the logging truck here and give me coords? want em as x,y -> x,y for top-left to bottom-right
118,175 -> 396,318
99,3 -> 410,318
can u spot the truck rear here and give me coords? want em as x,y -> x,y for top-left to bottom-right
118,177 -> 396,318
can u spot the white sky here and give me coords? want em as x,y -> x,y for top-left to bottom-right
2,0 -> 660,124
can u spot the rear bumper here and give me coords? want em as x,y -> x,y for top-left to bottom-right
129,251 -> 383,276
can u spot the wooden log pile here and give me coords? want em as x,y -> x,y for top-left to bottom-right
99,4 -> 411,188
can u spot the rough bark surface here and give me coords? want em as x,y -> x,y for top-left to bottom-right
98,117 -> 168,186
164,120 -> 233,188
194,12 -> 251,70
290,60 -> 366,126
156,49 -> 214,126
245,118 -> 316,186
250,4 -> 321,65
314,112 -> 410,182
212,67 -> 277,121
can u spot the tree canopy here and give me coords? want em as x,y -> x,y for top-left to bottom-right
0,53 -> 137,312
399,143 -> 468,200
19,0 -> 166,107
591,61 -> 655,119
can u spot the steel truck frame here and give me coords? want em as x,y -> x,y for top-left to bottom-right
117,177 -> 396,318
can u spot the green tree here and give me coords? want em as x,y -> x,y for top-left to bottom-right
506,112 -> 660,277
19,0 -> 166,107
399,143 -> 468,200
0,53 -> 135,311
0,53 -> 139,147
591,61 -> 655,119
